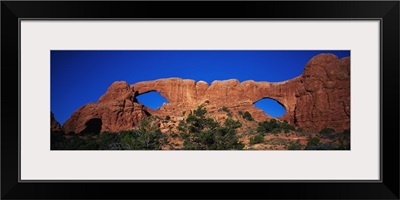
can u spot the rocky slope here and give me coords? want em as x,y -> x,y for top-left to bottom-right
59,53 -> 350,134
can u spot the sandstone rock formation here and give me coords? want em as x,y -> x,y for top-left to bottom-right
51,112 -> 63,133
61,53 -> 350,134
62,81 -> 151,134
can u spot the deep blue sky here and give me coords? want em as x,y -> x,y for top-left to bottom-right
51,50 -> 350,125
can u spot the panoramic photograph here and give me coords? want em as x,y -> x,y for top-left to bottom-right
51,50 -> 350,150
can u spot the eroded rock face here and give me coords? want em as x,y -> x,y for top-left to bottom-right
294,55 -> 350,132
51,112 -> 63,133
61,53 -> 350,133
62,81 -> 150,134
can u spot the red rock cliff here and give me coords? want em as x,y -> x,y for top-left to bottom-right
61,53 -> 350,134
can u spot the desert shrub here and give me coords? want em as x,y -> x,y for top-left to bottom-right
121,118 -> 164,150
64,135 -> 86,150
306,142 -> 337,150
257,119 -> 283,134
341,129 -> 350,140
318,128 -> 337,139
305,137 -> 321,150
238,110 -> 243,116
250,134 -> 265,145
194,105 -> 207,117
78,139 -> 100,150
257,120 -> 272,134
97,132 -> 120,149
284,129 -> 290,133
165,115 -> 171,120
242,111 -> 254,121
337,140 -> 350,150
220,106 -> 233,117
281,120 -> 295,131
287,141 -> 303,150
270,119 -> 280,129
246,129 -> 256,136
295,127 -> 304,133
51,132 -> 67,150
170,132 -> 178,138
319,128 -> 335,135
271,128 -> 280,135
224,118 -> 242,129
205,118 -> 219,129
336,129 -> 350,150
177,120 -> 186,132
181,106 -> 244,150
53,116 -> 164,150
221,106 -> 230,113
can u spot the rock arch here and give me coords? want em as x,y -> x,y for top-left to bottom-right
62,53 -> 350,133
253,97 -> 287,117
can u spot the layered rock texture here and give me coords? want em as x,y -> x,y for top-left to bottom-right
59,53 -> 350,134
62,81 -> 151,134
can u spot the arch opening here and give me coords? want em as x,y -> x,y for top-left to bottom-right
81,118 -> 102,134
254,98 -> 286,118
136,91 -> 169,110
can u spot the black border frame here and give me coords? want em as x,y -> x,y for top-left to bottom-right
2,1 -> 399,199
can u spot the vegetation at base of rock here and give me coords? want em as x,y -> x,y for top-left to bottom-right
287,141 -> 303,150
51,117 -> 164,150
51,107 -> 350,150
319,128 -> 335,135
219,106 -> 233,117
256,119 -> 295,135
249,134 -> 265,145
179,106 -> 244,150
306,136 -> 321,148
221,106 -> 230,113
242,111 -> 254,121
303,132 -> 351,150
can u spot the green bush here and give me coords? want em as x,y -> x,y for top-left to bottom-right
271,128 -> 280,135
193,106 -> 207,117
250,134 -> 265,145
224,118 -> 242,129
221,106 -> 230,113
269,119 -> 279,129
281,120 -> 295,131
51,132 -> 65,150
52,117 -> 164,150
78,139 -> 99,150
337,140 -> 350,150
305,137 -> 321,150
257,119 -> 283,134
242,111 -> 254,121
287,141 -> 303,150
341,129 -> 350,140
296,127 -> 304,133
181,106 -> 245,150
170,132 -> 178,138
319,128 -> 335,135
257,120 -> 272,134
306,142 -> 337,150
